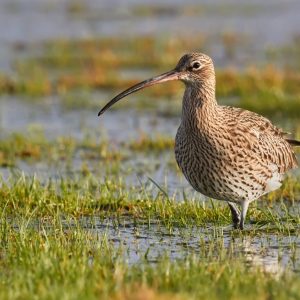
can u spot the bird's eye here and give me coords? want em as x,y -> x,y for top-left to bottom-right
192,62 -> 201,70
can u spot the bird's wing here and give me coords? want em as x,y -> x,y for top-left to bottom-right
223,106 -> 298,173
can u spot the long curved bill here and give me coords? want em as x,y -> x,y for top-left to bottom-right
98,70 -> 180,116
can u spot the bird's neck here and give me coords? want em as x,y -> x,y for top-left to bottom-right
181,82 -> 218,132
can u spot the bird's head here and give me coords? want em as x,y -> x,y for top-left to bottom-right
174,53 -> 215,85
98,52 -> 215,116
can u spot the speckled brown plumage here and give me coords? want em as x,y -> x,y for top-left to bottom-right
99,52 -> 299,230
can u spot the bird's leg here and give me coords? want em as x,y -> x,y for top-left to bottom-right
228,202 -> 240,229
239,200 -> 250,230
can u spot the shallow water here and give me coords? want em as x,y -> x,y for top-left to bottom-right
75,216 -> 300,273
0,95 -> 180,140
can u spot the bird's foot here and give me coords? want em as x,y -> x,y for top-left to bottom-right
232,214 -> 241,229
228,202 -> 241,229
238,220 -> 245,230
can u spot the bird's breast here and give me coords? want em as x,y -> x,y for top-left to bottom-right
174,125 -> 280,203
175,126 -> 224,198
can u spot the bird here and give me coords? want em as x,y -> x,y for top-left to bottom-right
98,53 -> 300,230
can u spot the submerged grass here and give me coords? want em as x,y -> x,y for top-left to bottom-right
1,219 -> 300,300
1,174 -> 300,299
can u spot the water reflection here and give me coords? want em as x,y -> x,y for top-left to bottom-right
80,217 -> 300,273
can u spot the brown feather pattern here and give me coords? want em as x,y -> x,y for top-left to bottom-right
174,53 -> 298,205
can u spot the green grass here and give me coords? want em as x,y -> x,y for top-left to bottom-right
127,133 -> 174,152
1,224 -> 300,300
0,131 -> 176,167
1,36 -> 300,118
0,174 -> 300,299
1,174 -> 300,229
2,220 -> 300,300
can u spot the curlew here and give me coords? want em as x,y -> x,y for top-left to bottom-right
98,53 -> 300,230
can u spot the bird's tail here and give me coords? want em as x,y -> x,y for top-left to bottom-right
286,139 -> 300,146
